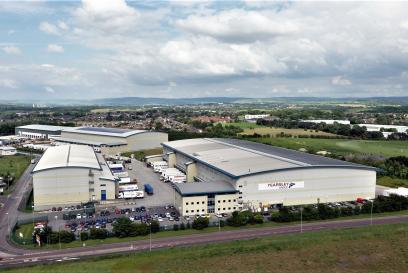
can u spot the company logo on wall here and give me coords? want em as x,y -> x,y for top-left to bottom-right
258,181 -> 304,191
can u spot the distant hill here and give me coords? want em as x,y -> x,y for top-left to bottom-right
1,96 -> 408,106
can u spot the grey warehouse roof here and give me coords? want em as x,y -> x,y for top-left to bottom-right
16,124 -> 70,132
162,138 -> 376,178
174,181 -> 238,196
51,136 -> 127,147
33,145 -> 101,173
62,127 -> 147,138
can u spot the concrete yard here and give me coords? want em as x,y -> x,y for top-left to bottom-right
126,159 -> 175,208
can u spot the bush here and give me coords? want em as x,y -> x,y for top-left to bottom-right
186,221 -> 191,229
90,228 -> 108,240
254,214 -> 264,224
173,224 -> 179,231
112,217 -> 133,238
180,222 -> 185,230
192,217 -> 209,230
80,232 -> 89,241
58,230 -> 75,243
219,220 -> 225,227
150,220 -> 160,233
227,211 -> 247,227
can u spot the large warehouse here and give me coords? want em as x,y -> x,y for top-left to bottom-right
162,138 -> 377,216
15,124 -> 69,139
32,145 -> 117,211
52,127 -> 168,155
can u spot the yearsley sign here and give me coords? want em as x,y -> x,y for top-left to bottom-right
258,181 -> 304,191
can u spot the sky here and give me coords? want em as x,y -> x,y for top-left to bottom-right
1,0 -> 408,100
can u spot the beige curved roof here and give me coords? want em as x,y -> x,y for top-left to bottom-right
33,145 -> 101,173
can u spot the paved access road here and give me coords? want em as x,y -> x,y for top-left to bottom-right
0,157 -> 38,257
0,214 -> 408,269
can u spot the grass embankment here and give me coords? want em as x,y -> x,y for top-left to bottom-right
377,176 -> 408,188
246,137 -> 408,158
6,223 -> 408,273
12,210 -> 408,250
0,155 -> 31,192
120,148 -> 163,161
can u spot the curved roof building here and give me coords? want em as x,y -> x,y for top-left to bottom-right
162,138 -> 376,214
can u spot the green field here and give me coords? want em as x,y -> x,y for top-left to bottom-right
6,223 -> 408,273
239,127 -> 337,137
377,176 -> 408,188
0,155 -> 31,190
219,121 -> 265,129
247,137 -> 408,158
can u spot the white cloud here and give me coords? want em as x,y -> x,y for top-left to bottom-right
176,9 -> 299,43
331,76 -> 352,86
39,21 -> 60,35
73,0 -> 141,34
57,21 -> 69,30
47,44 -> 64,53
45,86 -> 55,93
0,78 -> 18,89
2,46 -> 21,55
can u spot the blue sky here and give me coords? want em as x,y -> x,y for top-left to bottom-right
1,0 -> 408,100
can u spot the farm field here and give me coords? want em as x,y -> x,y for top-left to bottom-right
6,223 -> 408,273
239,127 -> 337,137
246,137 -> 408,158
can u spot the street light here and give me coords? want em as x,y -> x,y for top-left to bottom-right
55,215 -> 61,249
5,212 -> 9,234
31,205 -> 35,226
149,221 -> 152,252
369,199 -> 374,226
300,206 -> 303,233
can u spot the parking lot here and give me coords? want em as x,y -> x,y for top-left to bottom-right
45,158 -> 212,233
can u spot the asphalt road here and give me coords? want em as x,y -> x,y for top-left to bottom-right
0,214 -> 407,269
0,156 -> 38,257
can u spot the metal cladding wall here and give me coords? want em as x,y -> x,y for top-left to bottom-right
60,131 -> 168,154
236,168 -> 376,209
32,168 -> 116,211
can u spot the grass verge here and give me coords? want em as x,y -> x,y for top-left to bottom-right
5,222 -> 408,273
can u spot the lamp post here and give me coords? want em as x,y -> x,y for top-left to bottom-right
31,205 -> 34,226
55,215 -> 61,249
369,199 -> 374,226
218,219 -> 221,232
300,206 -> 303,233
5,212 -> 9,234
149,221 -> 152,252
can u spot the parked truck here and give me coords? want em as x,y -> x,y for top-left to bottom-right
144,183 -> 154,195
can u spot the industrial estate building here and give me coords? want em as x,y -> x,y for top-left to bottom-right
32,145 -> 117,211
52,127 -> 168,154
14,124 -> 167,155
162,138 -> 377,216
15,124 -> 68,139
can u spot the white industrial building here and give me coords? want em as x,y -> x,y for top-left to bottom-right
32,145 -> 117,211
301,120 -> 351,125
161,138 -> 377,215
357,124 -> 408,138
244,114 -> 270,121
0,146 -> 16,156
51,127 -> 167,155
15,124 -> 69,139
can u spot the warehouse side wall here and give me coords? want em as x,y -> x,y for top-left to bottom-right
236,168 -> 376,210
